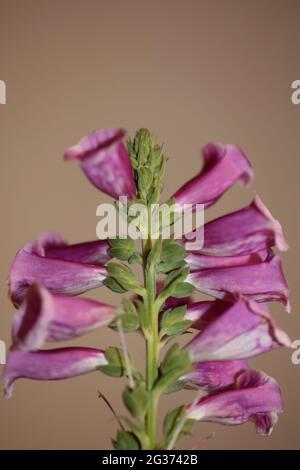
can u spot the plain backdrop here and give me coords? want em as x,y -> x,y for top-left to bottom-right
0,0 -> 299,450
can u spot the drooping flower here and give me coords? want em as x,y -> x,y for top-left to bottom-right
187,254 -> 289,310
184,194 -> 288,255
186,370 -> 283,436
12,283 -> 116,351
185,249 -> 269,270
183,359 -> 248,391
3,347 -> 107,399
8,232 -> 108,307
172,143 -> 253,208
184,298 -> 291,362
64,128 -> 136,199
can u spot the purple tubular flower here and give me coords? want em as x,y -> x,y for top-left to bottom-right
186,370 -> 283,436
185,249 -> 269,270
12,283 -> 116,350
172,143 -> 253,208
3,347 -> 107,399
8,233 -> 107,307
187,254 -> 290,310
185,195 -> 288,256
183,359 -> 248,391
185,298 -> 291,362
64,128 -> 136,199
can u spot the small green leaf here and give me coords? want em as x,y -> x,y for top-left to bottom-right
122,385 -> 150,420
103,277 -> 127,294
161,240 -> 186,262
147,239 -> 162,268
112,430 -> 140,450
163,406 -> 194,445
171,282 -> 195,298
161,307 -> 192,337
100,347 -> 127,377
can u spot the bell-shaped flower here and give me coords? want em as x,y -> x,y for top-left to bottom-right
183,359 -> 248,391
12,283 -> 116,350
172,143 -> 253,208
184,195 -> 288,255
187,254 -> 290,310
3,347 -> 107,399
186,370 -> 283,436
64,128 -> 136,199
185,249 -> 269,270
185,298 -> 291,362
8,232 -> 107,306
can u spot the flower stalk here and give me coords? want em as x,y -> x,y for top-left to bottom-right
4,126 -> 290,450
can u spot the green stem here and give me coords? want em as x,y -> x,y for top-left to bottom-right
143,237 -> 159,449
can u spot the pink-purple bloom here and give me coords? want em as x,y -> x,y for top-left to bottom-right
173,143 -> 253,208
64,128 -> 136,199
186,370 -> 283,436
187,254 -> 290,310
3,347 -> 107,399
8,232 -> 108,307
183,359 -> 248,391
185,298 -> 291,362
12,283 -> 116,351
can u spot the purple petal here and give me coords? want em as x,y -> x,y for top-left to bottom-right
186,249 -> 269,270
183,359 -> 248,391
8,234 -> 107,306
173,143 -> 253,208
12,283 -> 116,350
185,298 -> 291,362
64,128 -> 136,199
186,370 -> 283,436
3,347 -> 107,398
187,254 -> 290,310
185,195 -> 288,255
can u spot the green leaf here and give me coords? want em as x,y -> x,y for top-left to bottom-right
158,259 -> 186,274
108,238 -> 136,261
107,262 -> 146,296
103,277 -> 127,294
100,347 -> 127,377
160,344 -> 190,376
171,282 -> 195,298
161,240 -> 186,262
147,239 -> 162,268
163,406 -> 194,444
161,306 -> 192,336
128,253 -> 142,264
120,314 -> 140,333
112,430 -> 140,450
122,385 -> 150,420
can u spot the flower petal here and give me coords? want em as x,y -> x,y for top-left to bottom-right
187,254 -> 290,310
64,128 -> 136,199
8,234 -> 107,306
3,347 -> 107,398
186,249 -> 269,270
12,283 -> 116,350
183,359 -> 248,391
173,143 -> 253,208
185,298 -> 291,362
186,370 -> 283,436
185,195 -> 288,255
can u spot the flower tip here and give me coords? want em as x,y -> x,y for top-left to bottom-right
253,194 -> 289,252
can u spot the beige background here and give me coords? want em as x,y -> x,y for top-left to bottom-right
0,0 -> 299,450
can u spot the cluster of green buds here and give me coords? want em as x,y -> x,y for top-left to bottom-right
127,128 -> 166,205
